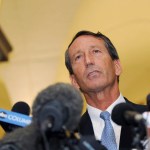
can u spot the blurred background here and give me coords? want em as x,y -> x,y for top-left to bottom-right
0,0 -> 150,136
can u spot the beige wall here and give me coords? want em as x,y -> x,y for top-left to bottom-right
0,0 -> 12,138
0,80 -> 12,138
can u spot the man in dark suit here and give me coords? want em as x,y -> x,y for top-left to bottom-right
65,30 -> 147,149
79,98 -> 147,149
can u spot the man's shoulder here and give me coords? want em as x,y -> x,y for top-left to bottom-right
80,111 -> 90,123
79,111 -> 94,135
124,97 -> 148,113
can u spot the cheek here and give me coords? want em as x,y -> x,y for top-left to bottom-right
104,61 -> 116,75
72,63 -> 84,75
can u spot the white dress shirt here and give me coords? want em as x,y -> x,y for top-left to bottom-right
87,93 -> 125,149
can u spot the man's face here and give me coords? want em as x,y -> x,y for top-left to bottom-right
68,35 -> 121,93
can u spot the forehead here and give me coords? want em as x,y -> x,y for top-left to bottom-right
68,35 -> 107,56
69,35 -> 105,49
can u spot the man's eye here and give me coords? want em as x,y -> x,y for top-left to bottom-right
93,49 -> 100,53
75,55 -> 81,61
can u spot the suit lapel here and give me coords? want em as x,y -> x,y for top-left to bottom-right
79,111 -> 94,135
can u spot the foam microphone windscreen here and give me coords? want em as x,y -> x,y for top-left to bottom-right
32,82 -> 83,132
0,123 -> 43,150
147,93 -> 150,111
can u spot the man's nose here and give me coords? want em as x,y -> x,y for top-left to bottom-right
84,53 -> 94,66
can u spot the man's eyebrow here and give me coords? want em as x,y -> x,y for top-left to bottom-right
71,50 -> 82,58
90,45 -> 100,48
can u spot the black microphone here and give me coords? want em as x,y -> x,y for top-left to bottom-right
32,82 -> 83,132
0,83 -> 105,150
147,93 -> 150,111
77,136 -> 107,150
11,101 -> 30,115
111,103 -> 145,126
111,103 -> 147,149
0,101 -> 30,132
0,126 -> 106,150
31,82 -> 108,150
0,123 -> 43,150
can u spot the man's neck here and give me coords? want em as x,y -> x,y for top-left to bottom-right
84,88 -> 120,111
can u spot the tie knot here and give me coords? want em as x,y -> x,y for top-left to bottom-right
100,111 -> 110,120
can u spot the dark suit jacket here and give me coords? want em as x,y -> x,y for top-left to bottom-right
78,98 -> 147,150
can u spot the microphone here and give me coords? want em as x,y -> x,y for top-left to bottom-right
0,123 -> 42,150
0,125 -> 107,150
142,94 -> 150,126
32,82 -> 83,132
112,103 -> 147,149
0,101 -> 31,132
111,103 -> 145,126
147,93 -> 150,111
12,101 -> 30,115
77,135 -> 107,150
0,83 -> 106,150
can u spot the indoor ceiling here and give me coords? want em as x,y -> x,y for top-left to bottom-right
0,0 -> 150,108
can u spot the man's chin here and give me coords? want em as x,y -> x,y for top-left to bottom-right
84,84 -> 104,93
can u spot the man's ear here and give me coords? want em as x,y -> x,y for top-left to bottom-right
114,59 -> 122,76
69,74 -> 80,89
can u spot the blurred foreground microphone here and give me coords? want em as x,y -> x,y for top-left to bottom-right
32,82 -> 83,132
0,123 -> 43,150
111,103 -> 147,149
111,103 -> 145,126
147,93 -> 150,111
143,93 -> 150,126
31,82 -> 107,150
77,136 -> 106,150
0,83 -> 106,150
0,125 -> 106,150
0,101 -> 31,132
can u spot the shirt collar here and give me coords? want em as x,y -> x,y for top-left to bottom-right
87,93 -> 126,117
